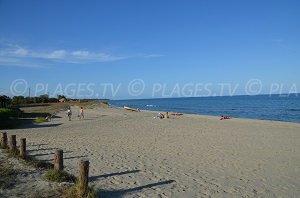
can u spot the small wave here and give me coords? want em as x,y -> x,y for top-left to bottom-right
146,105 -> 155,107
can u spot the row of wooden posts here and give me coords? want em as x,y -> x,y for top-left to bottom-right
0,132 -> 90,195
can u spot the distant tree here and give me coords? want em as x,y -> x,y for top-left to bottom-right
0,95 -> 11,107
10,94 -> 60,105
39,94 -> 49,103
12,96 -> 26,105
49,97 -> 58,103
25,97 -> 33,104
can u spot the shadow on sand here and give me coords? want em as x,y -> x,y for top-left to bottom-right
90,170 -> 140,181
18,104 -> 51,108
63,155 -> 89,160
16,123 -> 62,129
28,151 -> 73,157
29,143 -> 49,147
28,148 -> 74,152
37,154 -> 89,162
98,180 -> 176,198
28,147 -> 58,152
30,123 -> 62,129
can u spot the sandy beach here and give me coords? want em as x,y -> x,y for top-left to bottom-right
5,106 -> 300,197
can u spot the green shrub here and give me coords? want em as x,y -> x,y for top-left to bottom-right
7,149 -> 20,158
63,182 -> 97,198
23,156 -> 53,169
44,169 -> 76,183
0,108 -> 18,120
33,117 -> 48,123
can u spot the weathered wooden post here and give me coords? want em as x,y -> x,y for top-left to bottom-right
54,149 -> 63,171
20,138 -> 26,159
79,160 -> 89,196
9,135 -> 16,151
1,132 -> 8,147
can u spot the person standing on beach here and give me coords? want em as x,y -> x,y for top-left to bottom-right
79,107 -> 84,119
66,107 -> 72,121
166,112 -> 169,118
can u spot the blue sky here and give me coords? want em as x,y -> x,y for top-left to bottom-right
0,0 -> 299,99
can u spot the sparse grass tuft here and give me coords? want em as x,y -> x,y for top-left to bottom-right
0,160 -> 18,189
7,148 -> 20,158
42,167 -> 98,197
62,182 -> 97,198
0,143 -> 8,149
23,155 -> 53,169
44,169 -> 76,183
33,117 -> 48,123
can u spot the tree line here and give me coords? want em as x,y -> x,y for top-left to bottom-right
0,95 -> 67,107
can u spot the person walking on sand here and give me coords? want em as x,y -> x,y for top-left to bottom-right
79,107 -> 84,119
66,107 -> 72,121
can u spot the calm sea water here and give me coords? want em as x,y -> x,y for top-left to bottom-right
109,94 -> 300,123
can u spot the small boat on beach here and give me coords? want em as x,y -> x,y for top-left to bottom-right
124,106 -> 140,112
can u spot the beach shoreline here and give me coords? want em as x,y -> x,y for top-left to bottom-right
109,94 -> 300,123
138,108 -> 300,126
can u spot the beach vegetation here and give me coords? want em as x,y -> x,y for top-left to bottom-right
33,116 -> 48,123
0,145 -> 53,169
7,148 -> 20,158
44,169 -> 76,183
0,108 -> 19,119
22,156 -> 53,169
11,95 -> 56,105
0,95 -> 11,108
0,107 -> 25,129
0,141 -> 8,149
0,140 -> 97,197
0,161 -> 18,189
62,182 -> 97,198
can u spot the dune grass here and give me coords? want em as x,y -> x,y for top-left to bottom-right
62,182 -> 97,198
33,116 -> 48,123
43,169 -> 97,197
0,160 -> 18,189
44,169 -> 76,183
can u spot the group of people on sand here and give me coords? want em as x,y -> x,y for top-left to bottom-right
155,112 -> 170,119
65,106 -> 230,121
154,112 -> 187,119
153,111 -> 231,120
66,106 -> 84,121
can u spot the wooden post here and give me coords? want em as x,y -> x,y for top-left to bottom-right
9,135 -> 16,151
54,149 -> 63,171
1,132 -> 8,147
20,138 -> 26,159
79,160 -> 89,196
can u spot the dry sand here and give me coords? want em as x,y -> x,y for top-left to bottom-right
5,106 -> 300,197
0,149 -> 61,197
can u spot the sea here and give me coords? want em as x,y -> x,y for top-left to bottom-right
109,94 -> 300,123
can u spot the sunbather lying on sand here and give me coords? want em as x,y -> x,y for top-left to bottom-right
220,115 -> 231,120
171,113 -> 183,116
154,112 -> 168,119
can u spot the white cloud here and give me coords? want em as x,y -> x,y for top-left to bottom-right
47,50 -> 67,59
0,46 -> 126,66
0,44 -> 163,68
72,50 -> 89,57
14,47 -> 28,56
0,57 -> 46,68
